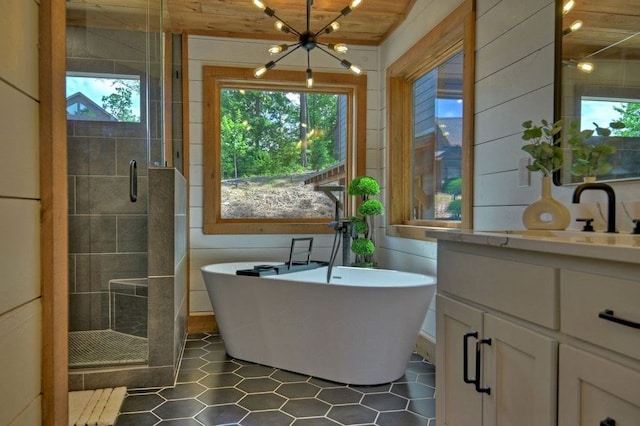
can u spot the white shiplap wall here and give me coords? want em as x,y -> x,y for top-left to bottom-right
0,0 -> 43,424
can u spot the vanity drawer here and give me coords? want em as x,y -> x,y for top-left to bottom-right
438,247 -> 558,329
561,270 -> 640,361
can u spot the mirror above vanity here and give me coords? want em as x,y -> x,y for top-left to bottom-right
555,0 -> 640,185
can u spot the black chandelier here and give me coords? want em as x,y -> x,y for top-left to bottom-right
252,0 -> 363,88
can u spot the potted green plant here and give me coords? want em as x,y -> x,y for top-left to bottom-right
521,119 -> 564,176
347,176 -> 383,267
520,119 -> 570,230
566,120 -> 622,181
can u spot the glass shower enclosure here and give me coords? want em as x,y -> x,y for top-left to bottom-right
65,0 -> 171,384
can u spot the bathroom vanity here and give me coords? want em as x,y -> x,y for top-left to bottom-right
427,230 -> 640,426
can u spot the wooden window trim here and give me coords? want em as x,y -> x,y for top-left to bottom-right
386,0 -> 475,240
202,66 -> 367,234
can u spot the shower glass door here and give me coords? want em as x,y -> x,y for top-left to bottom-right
66,0 -> 164,369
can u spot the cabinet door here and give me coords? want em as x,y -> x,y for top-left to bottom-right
482,314 -> 557,426
436,294 -> 484,426
559,345 -> 640,425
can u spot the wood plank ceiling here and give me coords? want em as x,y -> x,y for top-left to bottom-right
66,0 -> 417,46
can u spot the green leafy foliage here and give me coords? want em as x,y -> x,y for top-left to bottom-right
443,177 -> 462,197
101,79 -> 140,122
351,238 -> 375,256
358,199 -> 383,216
567,120 -> 620,177
612,103 -> 640,136
446,199 -> 462,219
347,176 -> 381,196
220,89 -> 341,179
521,119 -> 564,176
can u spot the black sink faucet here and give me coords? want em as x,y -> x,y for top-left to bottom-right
572,183 -> 617,233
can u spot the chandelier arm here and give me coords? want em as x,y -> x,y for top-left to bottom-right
271,43 -> 303,65
275,15 -> 303,37
315,44 -> 346,63
314,13 -> 345,38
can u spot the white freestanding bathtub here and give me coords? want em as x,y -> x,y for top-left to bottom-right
201,262 -> 436,385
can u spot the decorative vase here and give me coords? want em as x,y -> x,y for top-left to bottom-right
522,175 -> 570,230
583,176 -> 597,183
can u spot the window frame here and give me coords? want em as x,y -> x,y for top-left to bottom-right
202,66 -> 367,234
386,0 -> 475,239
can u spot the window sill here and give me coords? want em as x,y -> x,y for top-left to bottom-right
387,223 -> 461,241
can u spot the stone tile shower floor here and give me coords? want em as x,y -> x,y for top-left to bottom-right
115,332 -> 436,426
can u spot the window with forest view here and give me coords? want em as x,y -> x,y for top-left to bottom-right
220,89 -> 346,219
203,66 -> 367,234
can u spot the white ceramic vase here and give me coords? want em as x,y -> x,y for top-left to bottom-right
522,175 -> 570,230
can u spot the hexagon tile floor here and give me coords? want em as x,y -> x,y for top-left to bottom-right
115,332 -> 436,426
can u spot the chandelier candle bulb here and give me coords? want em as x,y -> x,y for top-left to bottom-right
306,69 -> 314,88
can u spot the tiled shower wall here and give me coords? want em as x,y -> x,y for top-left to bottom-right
66,26 -> 163,332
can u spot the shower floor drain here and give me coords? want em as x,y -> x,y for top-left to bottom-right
69,330 -> 148,369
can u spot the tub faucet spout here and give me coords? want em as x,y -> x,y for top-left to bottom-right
572,182 -> 617,233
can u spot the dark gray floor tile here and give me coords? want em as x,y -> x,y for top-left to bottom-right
199,373 -> 243,388
238,393 -> 286,411
235,364 -> 276,378
160,383 -> 207,400
195,404 -> 248,425
417,372 -> 436,388
115,412 -> 160,426
153,399 -> 206,420
291,418 -> 341,425
120,393 -> 165,412
201,361 -> 240,374
157,419 -> 204,425
240,410 -> 294,426
197,387 -> 246,405
182,347 -> 207,359
361,392 -> 409,411
276,382 -> 321,398
377,410 -> 430,426
282,398 -> 331,417
177,369 -> 207,384
406,361 -> 436,374
408,397 -> 436,418
390,381 -> 436,399
236,377 -> 280,393
317,387 -> 363,405
179,357 -> 208,370
202,349 -> 231,362
326,404 -> 377,425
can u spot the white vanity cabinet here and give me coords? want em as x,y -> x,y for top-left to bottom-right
432,234 -> 640,426
436,295 -> 557,426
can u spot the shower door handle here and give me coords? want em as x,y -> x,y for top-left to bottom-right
129,160 -> 137,202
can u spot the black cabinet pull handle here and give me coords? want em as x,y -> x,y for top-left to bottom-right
129,159 -> 137,202
598,309 -> 640,329
475,338 -> 492,394
600,417 -> 615,426
463,331 -> 478,385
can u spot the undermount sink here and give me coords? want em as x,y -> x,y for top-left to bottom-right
493,229 -> 640,247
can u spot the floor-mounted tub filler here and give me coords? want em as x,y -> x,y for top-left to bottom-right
201,261 -> 436,385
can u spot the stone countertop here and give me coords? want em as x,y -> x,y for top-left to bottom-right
424,228 -> 640,265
